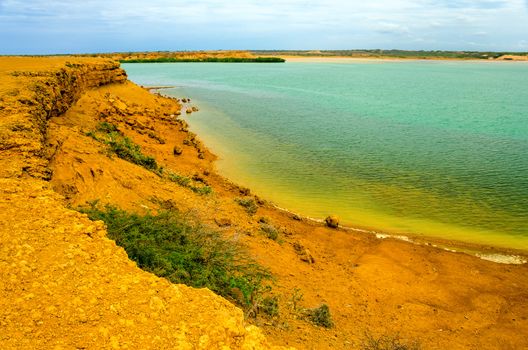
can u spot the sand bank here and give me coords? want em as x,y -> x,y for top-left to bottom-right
279,55 -> 528,63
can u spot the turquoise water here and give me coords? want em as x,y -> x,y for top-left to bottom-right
123,61 -> 528,250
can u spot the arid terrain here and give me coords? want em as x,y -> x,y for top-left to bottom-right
83,50 -> 528,62
1,56 -> 527,349
85,50 -> 257,62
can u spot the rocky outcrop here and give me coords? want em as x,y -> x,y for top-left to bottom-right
325,215 -> 339,228
0,59 -> 126,179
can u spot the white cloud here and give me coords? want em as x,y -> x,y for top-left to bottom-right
0,0 -> 527,53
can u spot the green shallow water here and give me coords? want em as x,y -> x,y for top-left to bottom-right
123,61 -> 528,250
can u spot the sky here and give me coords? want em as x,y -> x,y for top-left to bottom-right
0,0 -> 527,54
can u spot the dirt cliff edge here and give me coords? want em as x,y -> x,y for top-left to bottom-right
0,57 -> 286,350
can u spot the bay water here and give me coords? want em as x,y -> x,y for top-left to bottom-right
123,61 -> 528,250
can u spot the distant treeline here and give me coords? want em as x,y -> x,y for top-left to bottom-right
121,57 -> 285,63
251,50 -> 528,60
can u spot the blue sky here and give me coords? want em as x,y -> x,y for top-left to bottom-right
0,0 -> 527,54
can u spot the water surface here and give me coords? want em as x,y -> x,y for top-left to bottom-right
124,61 -> 528,250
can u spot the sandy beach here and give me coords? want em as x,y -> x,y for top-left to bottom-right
278,55 -> 528,63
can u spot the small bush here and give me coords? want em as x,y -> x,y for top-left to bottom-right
87,122 -> 159,172
288,288 -> 304,314
79,204 -> 271,311
192,185 -> 213,195
305,304 -> 333,328
259,295 -> 280,317
167,172 -> 192,187
106,134 -> 158,171
167,172 -> 213,196
361,334 -> 421,350
235,197 -> 258,215
96,121 -> 119,133
260,223 -> 279,241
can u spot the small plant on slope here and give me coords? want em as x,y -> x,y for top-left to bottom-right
305,304 -> 334,328
86,122 -> 160,173
361,333 -> 421,350
235,197 -> 258,215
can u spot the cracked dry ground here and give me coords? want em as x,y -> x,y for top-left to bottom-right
0,178 -> 278,349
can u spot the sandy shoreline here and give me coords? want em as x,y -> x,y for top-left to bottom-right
265,198 -> 528,264
146,80 -> 528,262
277,55 -> 528,63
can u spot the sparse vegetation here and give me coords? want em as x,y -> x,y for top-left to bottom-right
260,223 -> 279,241
361,333 -> 421,350
95,121 -> 119,133
121,57 -> 285,63
87,123 -> 213,195
235,197 -> 258,215
79,204 -> 272,312
288,288 -> 304,314
193,184 -> 213,195
259,295 -> 280,317
86,122 -> 160,173
167,171 -> 213,196
108,137 -> 159,171
285,289 -> 333,328
167,172 -> 191,187
305,304 -> 334,328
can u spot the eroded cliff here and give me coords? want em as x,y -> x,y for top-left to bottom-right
0,57 -> 285,350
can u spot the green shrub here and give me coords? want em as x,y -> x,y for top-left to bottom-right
235,197 -> 258,215
87,122 -> 159,172
167,172 -> 192,187
96,121 -> 119,133
88,123 -> 212,194
259,295 -> 280,317
192,185 -> 213,195
167,172 -> 213,196
106,134 -> 158,171
260,223 -> 279,241
79,204 -> 271,310
305,304 -> 333,328
361,334 -> 421,350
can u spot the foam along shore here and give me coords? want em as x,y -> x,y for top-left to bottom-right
2,56 -> 528,350
142,85 -> 176,90
270,204 -> 528,265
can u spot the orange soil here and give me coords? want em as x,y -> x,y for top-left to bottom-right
1,57 -> 528,349
0,57 -> 285,350
496,55 -> 528,61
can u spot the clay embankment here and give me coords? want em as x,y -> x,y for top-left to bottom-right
0,58 -> 127,179
0,57 -> 284,349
